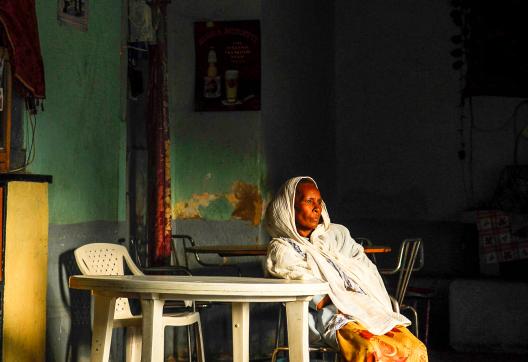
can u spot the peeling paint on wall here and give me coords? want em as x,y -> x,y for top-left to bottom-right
172,180 -> 263,225
173,192 -> 219,219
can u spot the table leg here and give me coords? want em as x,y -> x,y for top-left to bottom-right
231,302 -> 250,362
91,295 -> 116,362
140,298 -> 165,362
285,300 -> 310,362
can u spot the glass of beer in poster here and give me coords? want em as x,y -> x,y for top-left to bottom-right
225,70 -> 239,103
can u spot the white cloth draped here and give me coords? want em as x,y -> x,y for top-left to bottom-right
265,176 -> 410,335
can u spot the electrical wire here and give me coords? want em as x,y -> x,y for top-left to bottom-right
457,99 -> 471,208
514,129 -> 523,166
471,100 -> 528,132
459,153 -> 469,207
468,96 -> 475,204
511,100 -> 528,166
512,100 -> 528,139
456,74 -> 471,208
463,98 -> 528,203
7,107 -> 37,173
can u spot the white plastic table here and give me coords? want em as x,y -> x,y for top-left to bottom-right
69,275 -> 329,362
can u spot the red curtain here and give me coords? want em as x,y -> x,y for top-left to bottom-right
147,1 -> 171,266
0,0 -> 45,98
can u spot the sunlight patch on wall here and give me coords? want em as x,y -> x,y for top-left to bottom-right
228,181 -> 263,225
173,180 -> 263,225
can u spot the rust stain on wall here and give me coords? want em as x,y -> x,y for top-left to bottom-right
173,193 -> 218,219
172,180 -> 263,224
227,181 -> 263,225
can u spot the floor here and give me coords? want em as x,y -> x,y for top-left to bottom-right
254,348 -> 528,361
428,349 -> 528,362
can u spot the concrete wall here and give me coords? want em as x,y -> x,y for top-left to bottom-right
333,0 -> 528,348
33,1 -> 127,360
334,0 -> 528,223
331,0 -> 528,276
261,0 -> 336,205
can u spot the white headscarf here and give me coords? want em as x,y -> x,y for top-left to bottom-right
266,176 -> 410,335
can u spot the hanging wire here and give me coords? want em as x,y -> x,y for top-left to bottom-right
466,97 -> 528,204
468,96 -> 475,204
513,103 -> 528,165
7,106 -> 37,173
452,0 -> 473,209
457,97 -> 471,207
465,98 -> 528,168
509,100 -> 528,166
471,100 -> 528,133
457,50 -> 473,208
512,100 -> 528,139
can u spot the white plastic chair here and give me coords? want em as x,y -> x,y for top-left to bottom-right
74,243 -> 204,362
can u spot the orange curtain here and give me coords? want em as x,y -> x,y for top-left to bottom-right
147,0 -> 171,266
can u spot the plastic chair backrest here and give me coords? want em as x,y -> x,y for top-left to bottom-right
74,243 -> 144,319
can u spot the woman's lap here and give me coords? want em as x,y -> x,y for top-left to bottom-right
336,322 -> 428,362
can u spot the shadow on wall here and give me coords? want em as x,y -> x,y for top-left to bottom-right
54,249 -> 124,362
55,249 -> 92,362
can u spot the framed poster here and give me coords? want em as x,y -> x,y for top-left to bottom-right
194,20 -> 260,111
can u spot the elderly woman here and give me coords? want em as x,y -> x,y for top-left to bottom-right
266,176 -> 428,361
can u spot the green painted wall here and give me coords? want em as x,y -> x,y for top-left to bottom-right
167,2 -> 267,225
31,1 -> 125,224
171,114 -> 266,223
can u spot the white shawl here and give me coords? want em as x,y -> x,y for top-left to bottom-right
265,176 -> 410,335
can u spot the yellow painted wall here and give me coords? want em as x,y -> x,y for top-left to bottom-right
2,181 -> 48,362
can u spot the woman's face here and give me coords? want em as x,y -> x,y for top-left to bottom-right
294,182 -> 323,237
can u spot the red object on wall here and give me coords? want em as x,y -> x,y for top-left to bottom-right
146,1 -> 171,266
0,0 -> 45,98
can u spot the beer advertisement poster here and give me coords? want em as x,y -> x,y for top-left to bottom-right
194,20 -> 261,111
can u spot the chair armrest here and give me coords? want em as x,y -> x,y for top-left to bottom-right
378,238 -> 424,275
172,234 -> 195,268
172,234 -> 242,276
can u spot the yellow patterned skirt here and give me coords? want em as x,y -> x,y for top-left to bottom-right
336,322 -> 428,362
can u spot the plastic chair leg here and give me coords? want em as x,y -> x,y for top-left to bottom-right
125,326 -> 142,362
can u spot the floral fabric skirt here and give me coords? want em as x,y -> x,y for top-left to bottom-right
336,322 -> 428,362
